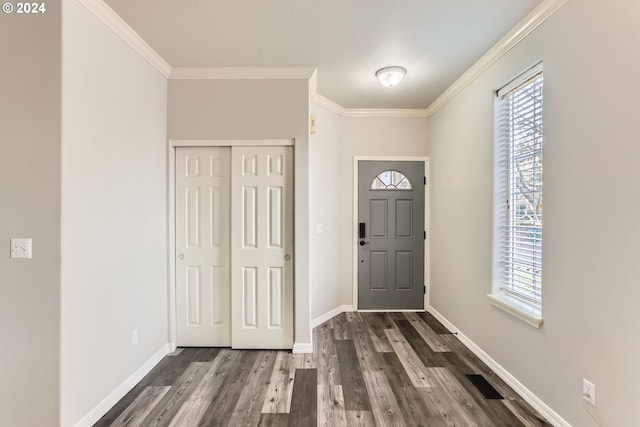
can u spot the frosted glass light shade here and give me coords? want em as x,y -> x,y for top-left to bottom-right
375,66 -> 407,88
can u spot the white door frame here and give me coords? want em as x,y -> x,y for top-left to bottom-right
168,139 -> 294,349
352,156 -> 430,312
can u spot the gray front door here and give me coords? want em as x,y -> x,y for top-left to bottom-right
358,161 -> 425,310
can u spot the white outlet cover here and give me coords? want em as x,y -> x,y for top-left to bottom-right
10,238 -> 32,259
583,378 -> 596,406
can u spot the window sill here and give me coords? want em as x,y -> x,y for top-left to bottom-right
487,293 -> 543,329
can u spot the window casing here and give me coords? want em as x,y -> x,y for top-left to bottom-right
491,63 -> 544,327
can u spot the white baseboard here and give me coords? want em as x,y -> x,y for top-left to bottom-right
292,342 -> 313,354
72,343 -> 171,427
294,304 -> 354,354
311,304 -> 353,328
428,307 -> 571,427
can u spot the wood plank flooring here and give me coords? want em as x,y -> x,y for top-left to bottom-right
95,312 -> 551,427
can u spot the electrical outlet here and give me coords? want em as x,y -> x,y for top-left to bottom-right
583,378 -> 595,406
10,238 -> 32,259
131,330 -> 138,346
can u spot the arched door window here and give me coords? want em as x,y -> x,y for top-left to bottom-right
370,170 -> 413,190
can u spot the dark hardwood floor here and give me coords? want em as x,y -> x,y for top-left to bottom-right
95,312 -> 551,426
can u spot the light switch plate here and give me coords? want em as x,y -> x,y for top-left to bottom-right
11,238 -> 32,259
310,114 -> 317,134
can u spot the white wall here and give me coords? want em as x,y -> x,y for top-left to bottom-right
0,4 -> 61,426
61,1 -> 169,426
308,104 -> 344,321
168,78 -> 312,347
428,0 -> 640,425
308,109 -> 429,320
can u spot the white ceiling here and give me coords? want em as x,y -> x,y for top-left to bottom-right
103,0 -> 541,109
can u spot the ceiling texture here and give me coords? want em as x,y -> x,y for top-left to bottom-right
103,0 -> 541,109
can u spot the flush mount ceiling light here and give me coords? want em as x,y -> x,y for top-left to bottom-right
375,66 -> 407,88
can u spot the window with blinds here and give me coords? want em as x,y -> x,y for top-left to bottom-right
492,63 -> 543,321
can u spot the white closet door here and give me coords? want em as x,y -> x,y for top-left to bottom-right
231,146 -> 293,349
176,147 -> 231,346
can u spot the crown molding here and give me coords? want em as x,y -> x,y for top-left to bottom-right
79,0 -> 565,118
313,93 -> 347,115
424,0 -> 567,117
170,67 -> 316,80
312,93 -> 429,118
77,0 -> 171,78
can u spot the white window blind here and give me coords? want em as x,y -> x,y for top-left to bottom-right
494,63 -> 544,312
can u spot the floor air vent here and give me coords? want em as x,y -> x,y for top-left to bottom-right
465,374 -> 503,399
